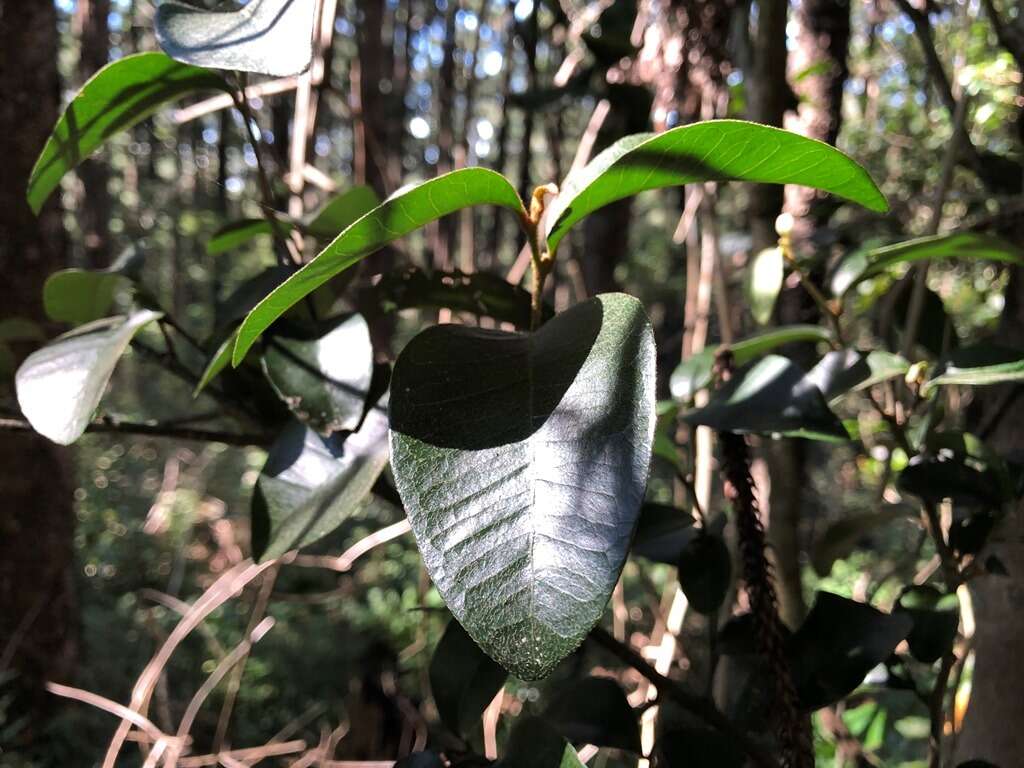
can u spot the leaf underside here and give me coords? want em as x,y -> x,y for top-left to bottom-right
389,294 -> 656,679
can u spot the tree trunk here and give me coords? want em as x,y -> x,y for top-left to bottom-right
74,0 -> 112,266
0,0 -> 77,744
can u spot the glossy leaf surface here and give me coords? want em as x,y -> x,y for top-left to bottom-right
745,246 -> 784,326
252,406 -> 389,561
389,294 -> 656,679
807,349 -> 910,402
261,314 -> 374,436
15,310 -> 162,445
545,120 -> 888,255
925,345 -> 1024,392
156,0 -> 317,77
233,168 -> 526,364
27,53 -> 228,214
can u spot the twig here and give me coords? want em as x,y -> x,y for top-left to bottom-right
0,415 -> 271,446
46,682 -> 174,747
176,740 -> 307,767
290,520 -> 412,572
173,77 -> 302,125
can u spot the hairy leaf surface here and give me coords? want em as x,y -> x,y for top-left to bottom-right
389,294 -> 656,679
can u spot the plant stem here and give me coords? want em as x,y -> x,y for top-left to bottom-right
0,416 -> 271,447
525,184 -> 558,331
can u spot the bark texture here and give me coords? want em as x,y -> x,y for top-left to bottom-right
0,0 -> 77,743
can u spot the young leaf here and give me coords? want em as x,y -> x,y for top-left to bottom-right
251,406 -> 389,561
669,324 -> 832,403
429,618 -> 508,735
232,168 -> 526,365
924,345 -> 1024,392
156,0 -> 317,77
544,677 -> 641,752
831,232 -> 1024,297
682,355 -> 849,442
389,294 -> 656,680
15,310 -> 163,445
261,314 -> 374,436
745,246 -> 784,326
27,53 -> 228,214
544,120 -> 888,255
677,533 -> 732,614
790,592 -> 912,710
497,717 -> 585,768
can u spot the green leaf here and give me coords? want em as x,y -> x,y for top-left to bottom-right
261,314 -> 374,436
233,168 -> 526,365
895,586 -> 959,664
811,506 -> 912,577
42,246 -> 144,325
193,330 -> 238,396
656,728 -> 745,768
206,218 -> 286,257
677,532 -> 732,614
925,345 -> 1024,392
498,717 -> 585,768
790,592 -> 912,710
155,0 -> 317,77
669,325 -> 832,403
745,246 -> 784,326
251,406 -> 389,561
429,618 -> 508,735
682,355 -> 849,442
544,677 -> 640,752
27,53 -> 228,214
374,266 -> 543,330
389,294 -> 656,680
831,232 -> 1024,297
544,120 -> 888,255
14,310 -> 162,445
806,349 -> 911,402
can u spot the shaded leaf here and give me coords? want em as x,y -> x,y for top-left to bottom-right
657,728 -> 745,768
27,53 -> 228,214
669,325 -> 832,403
677,533 -> 731,614
631,503 -> 696,565
545,120 -> 888,256
374,266 -> 543,329
233,168 -> 526,364
206,218 -> 286,257
791,592 -> 912,710
15,310 -> 162,445
682,355 -> 848,442
745,246 -> 784,326
156,0 -> 317,77
895,585 -> 959,664
498,717 -> 584,768
429,617 -> 508,736
925,345 -> 1024,392
811,506 -> 911,577
42,246 -> 145,324
389,294 -> 656,679
898,454 -> 1005,510
831,233 -> 1024,297
252,405 -> 389,561
806,349 -> 910,402
261,314 -> 374,436
544,677 -> 640,752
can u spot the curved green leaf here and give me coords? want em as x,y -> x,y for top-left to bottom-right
389,294 -> 656,679
669,325 -> 833,403
27,53 -> 228,214
156,0 -> 317,77
233,168 -> 526,365
682,355 -> 848,442
745,246 -> 784,326
15,310 -> 162,445
42,246 -> 146,324
252,406 -> 389,561
193,331 -> 238,397
207,218 -> 286,256
925,345 -> 1024,392
545,120 -> 888,255
429,618 -> 508,735
831,232 -> 1024,297
261,314 -> 374,436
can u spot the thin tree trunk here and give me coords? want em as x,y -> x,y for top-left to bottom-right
0,0 -> 77,744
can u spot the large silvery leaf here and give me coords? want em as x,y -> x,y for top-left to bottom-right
544,120 -> 888,255
15,310 -> 163,445
389,294 -> 656,679
27,53 -> 228,214
682,355 -> 848,442
233,168 -> 526,364
252,404 -> 389,561
261,314 -> 374,436
156,0 -> 317,77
